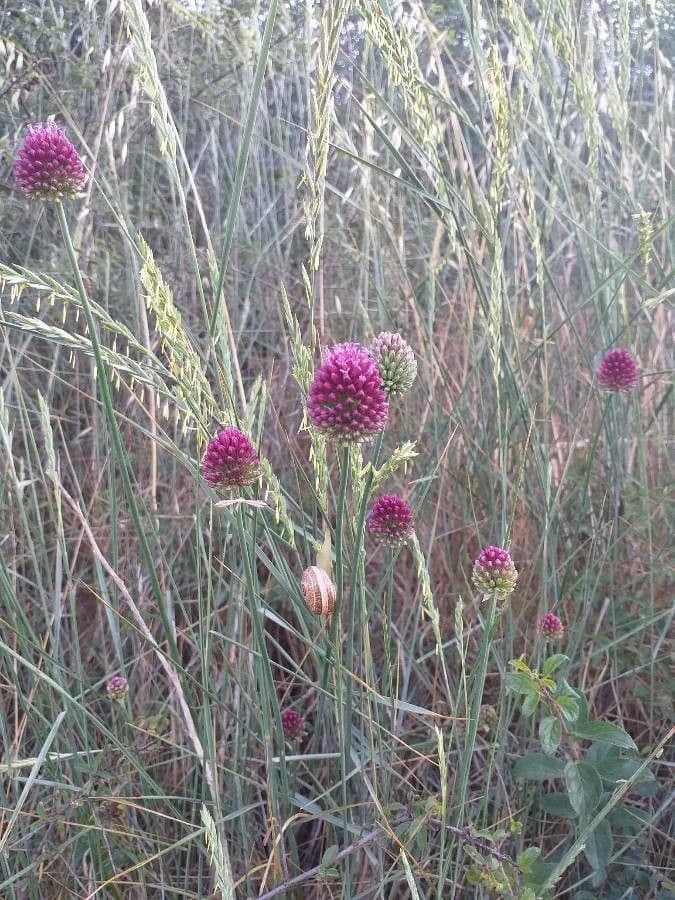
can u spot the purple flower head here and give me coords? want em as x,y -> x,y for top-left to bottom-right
538,612 -> 564,640
369,331 -> 417,397
597,348 -> 639,393
201,427 -> 260,490
472,545 -> 518,598
14,122 -> 87,201
280,708 -> 305,740
367,494 -> 414,548
106,675 -> 128,701
307,343 -> 388,442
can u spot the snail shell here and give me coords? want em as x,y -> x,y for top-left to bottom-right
301,566 -> 337,618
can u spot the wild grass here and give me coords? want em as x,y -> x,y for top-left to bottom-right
0,0 -> 673,897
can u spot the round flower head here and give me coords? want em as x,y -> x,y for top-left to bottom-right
538,612 -> 564,641
367,494 -> 414,547
369,331 -> 417,397
201,427 -> 260,490
280,708 -> 305,741
472,545 -> 518,598
14,122 -> 87,201
307,343 -> 388,442
106,675 -> 128,701
597,348 -> 639,393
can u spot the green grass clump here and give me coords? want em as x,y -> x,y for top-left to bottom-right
0,0 -> 672,897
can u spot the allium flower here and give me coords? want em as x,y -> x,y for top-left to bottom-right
307,343 -> 388,442
280,708 -> 305,740
472,545 -> 518,598
106,675 -> 128,701
538,613 -> 564,640
369,331 -> 417,397
597,348 -> 639,392
367,494 -> 414,547
201,427 -> 260,489
14,122 -> 87,201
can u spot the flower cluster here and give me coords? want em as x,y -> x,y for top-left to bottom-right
369,332 -> 417,397
201,427 -> 260,489
280,708 -> 305,740
472,546 -> 518,599
106,675 -> 128,701
15,122 -> 86,201
367,494 -> 414,548
538,612 -> 564,640
307,343 -> 389,442
597,348 -> 639,393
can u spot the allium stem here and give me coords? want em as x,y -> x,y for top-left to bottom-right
332,444 -> 352,864
56,204 -> 182,669
233,506 -> 292,829
448,596 -> 498,869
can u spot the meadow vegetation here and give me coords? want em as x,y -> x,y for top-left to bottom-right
0,0 -> 673,897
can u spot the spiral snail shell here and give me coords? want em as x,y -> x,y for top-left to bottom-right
301,566 -> 337,618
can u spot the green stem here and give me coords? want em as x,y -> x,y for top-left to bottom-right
233,506 -> 293,834
332,445 -> 351,868
444,595 -> 498,891
383,552 -> 395,805
56,202 -> 182,670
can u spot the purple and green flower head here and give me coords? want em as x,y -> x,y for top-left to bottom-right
369,332 -> 417,397
307,343 -> 388,442
597,348 -> 639,393
367,494 -> 414,548
472,545 -> 518,598
201,427 -> 260,490
15,122 -> 86,201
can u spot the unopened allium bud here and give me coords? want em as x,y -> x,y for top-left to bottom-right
538,613 -> 564,640
472,545 -> 518,598
301,566 -> 337,618
280,708 -> 305,740
106,675 -> 128,701
307,343 -> 388,442
367,494 -> 414,548
369,332 -> 417,397
14,122 -> 87,201
597,348 -> 639,393
201,427 -> 260,490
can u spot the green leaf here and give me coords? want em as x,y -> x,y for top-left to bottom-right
556,695 -> 580,722
560,681 -> 588,721
583,819 -> 613,872
570,720 -> 637,751
321,844 -> 339,868
539,716 -> 562,754
513,753 -> 565,781
518,889 -> 537,900
543,654 -> 569,677
517,846 -> 541,873
522,691 -> 540,717
540,792 -> 578,818
505,672 -> 537,696
594,756 -> 654,783
564,761 -> 602,818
